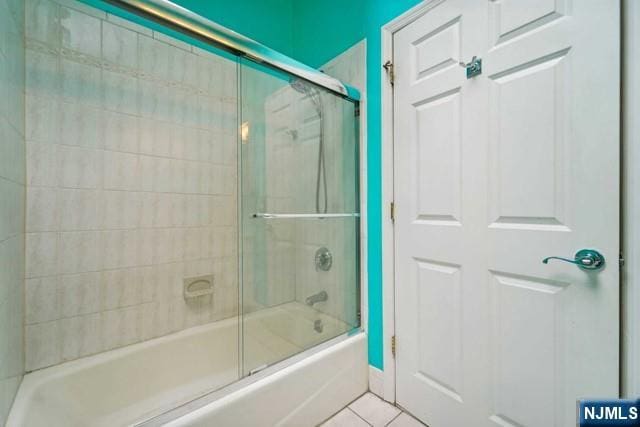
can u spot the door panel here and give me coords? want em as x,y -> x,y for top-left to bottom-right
394,2 -> 480,426
393,1 -> 619,426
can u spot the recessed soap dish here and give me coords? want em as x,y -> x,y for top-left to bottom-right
184,275 -> 214,300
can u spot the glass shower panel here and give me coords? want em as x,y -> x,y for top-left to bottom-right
240,59 -> 360,376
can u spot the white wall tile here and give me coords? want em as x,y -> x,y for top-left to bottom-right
60,59 -> 101,106
101,306 -> 139,350
103,110 -> 138,153
26,321 -> 60,370
59,102 -> 102,148
170,124 -> 186,159
140,118 -> 171,156
26,232 -> 57,278
101,268 -> 140,310
58,188 -> 102,231
57,145 -> 102,189
27,142 -> 57,187
58,272 -> 101,317
138,302 -> 156,340
101,230 -> 138,270
210,196 -> 235,226
25,276 -> 59,324
57,230 -> 102,274
138,36 -> 169,81
137,192 -> 156,228
101,190 -> 141,230
167,48 -> 186,83
25,50 -> 59,98
25,95 -> 59,144
152,157 -> 171,192
103,70 -> 138,115
154,32 -> 192,55
153,193 -> 171,228
102,21 -> 137,69
27,186 -> 58,232
23,0 -> 241,372
138,266 -> 155,302
103,151 -> 140,191
60,7 -> 101,57
183,52 -> 199,88
25,0 -> 59,46
59,313 -> 102,361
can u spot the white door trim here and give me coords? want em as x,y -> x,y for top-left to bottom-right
623,0 -> 640,398
379,0 -> 444,403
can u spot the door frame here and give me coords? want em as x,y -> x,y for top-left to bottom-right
379,0 -> 444,403
379,0 -> 634,405
622,0 -> 640,397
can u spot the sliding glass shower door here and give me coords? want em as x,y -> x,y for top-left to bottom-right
239,59 -> 361,376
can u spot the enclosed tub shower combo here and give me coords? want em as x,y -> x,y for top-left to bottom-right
0,0 -> 365,425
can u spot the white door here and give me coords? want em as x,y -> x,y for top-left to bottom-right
393,1 -> 620,426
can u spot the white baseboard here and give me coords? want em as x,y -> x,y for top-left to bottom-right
368,366 -> 385,400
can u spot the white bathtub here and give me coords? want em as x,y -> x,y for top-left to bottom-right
7,303 -> 367,427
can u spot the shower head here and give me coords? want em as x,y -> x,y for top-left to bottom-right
290,78 -> 322,111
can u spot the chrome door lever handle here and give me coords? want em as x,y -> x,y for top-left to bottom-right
542,249 -> 605,271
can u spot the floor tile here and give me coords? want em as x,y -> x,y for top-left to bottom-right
388,412 -> 427,427
321,408 -> 370,427
349,392 -> 401,427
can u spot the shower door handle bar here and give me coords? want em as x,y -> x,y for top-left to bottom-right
253,213 -> 360,219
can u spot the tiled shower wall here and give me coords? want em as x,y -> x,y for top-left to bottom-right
0,0 -> 25,422
24,0 -> 239,371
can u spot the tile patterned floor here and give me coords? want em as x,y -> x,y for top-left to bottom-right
320,392 -> 427,427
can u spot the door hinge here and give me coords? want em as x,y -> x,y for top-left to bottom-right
354,104 -> 360,117
383,60 -> 394,85
390,202 -> 395,222
391,335 -> 396,358
620,253 -> 625,268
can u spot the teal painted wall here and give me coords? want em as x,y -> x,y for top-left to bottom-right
84,0 -> 422,371
291,0 -> 421,370
360,0 -> 421,370
291,1 -> 366,68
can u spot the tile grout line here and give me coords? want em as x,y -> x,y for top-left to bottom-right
315,392 -> 368,426
347,407 -> 373,427
385,410 -> 403,426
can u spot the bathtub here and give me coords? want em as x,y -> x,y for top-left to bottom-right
7,303 -> 367,427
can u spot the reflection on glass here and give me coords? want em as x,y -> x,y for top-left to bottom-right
240,59 -> 360,375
